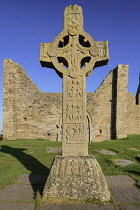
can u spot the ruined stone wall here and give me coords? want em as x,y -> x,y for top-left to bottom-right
3,60 -> 17,139
87,70 -> 112,142
3,59 -> 140,141
3,59 -> 62,140
115,65 -> 128,139
127,92 -> 140,134
87,65 -> 129,141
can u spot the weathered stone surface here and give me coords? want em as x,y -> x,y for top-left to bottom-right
0,202 -> 35,210
17,174 -> 48,185
116,204 -> 140,210
40,203 -> 116,210
99,150 -> 117,155
0,184 -> 34,201
105,175 -> 136,186
109,185 -> 140,204
43,155 -> 110,201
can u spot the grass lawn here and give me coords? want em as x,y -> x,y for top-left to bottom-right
0,134 -> 140,191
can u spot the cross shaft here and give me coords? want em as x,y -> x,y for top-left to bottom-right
40,5 -> 109,156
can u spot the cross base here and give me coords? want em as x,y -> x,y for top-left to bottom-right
43,155 -> 110,201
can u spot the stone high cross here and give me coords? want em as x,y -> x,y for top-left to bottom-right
40,5 -> 109,156
40,5 -> 110,201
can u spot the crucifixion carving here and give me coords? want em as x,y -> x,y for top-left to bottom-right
40,5 -> 109,156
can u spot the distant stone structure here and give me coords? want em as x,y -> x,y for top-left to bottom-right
3,61 -> 140,141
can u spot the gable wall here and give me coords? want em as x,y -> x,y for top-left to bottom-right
3,59 -> 62,140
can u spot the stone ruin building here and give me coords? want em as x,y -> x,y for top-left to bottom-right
3,59 -> 140,141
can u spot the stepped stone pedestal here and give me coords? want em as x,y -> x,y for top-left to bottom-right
43,155 -> 110,201
40,5 -> 110,201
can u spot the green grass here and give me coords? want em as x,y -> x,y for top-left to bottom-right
89,134 -> 140,188
0,139 -> 62,190
0,135 -> 140,192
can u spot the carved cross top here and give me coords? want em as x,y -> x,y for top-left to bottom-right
40,5 -> 109,156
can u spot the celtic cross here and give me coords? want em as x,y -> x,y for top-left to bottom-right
40,5 -> 109,156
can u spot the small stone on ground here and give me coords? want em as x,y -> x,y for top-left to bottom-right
99,150 -> 117,155
47,147 -> 61,153
115,159 -> 136,166
130,148 -> 140,151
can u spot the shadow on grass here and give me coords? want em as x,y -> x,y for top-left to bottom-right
136,156 -> 140,162
127,169 -> 140,177
0,145 -> 50,196
0,134 -> 3,140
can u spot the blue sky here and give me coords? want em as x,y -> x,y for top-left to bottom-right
0,0 -> 140,133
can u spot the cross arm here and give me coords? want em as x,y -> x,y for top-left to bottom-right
40,40 -> 109,69
95,41 -> 109,68
39,43 -> 55,69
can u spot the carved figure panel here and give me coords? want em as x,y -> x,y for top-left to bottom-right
66,101 -> 83,122
40,43 -> 51,62
96,41 -> 109,59
64,5 -> 83,30
65,123 -> 84,143
66,76 -> 83,98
